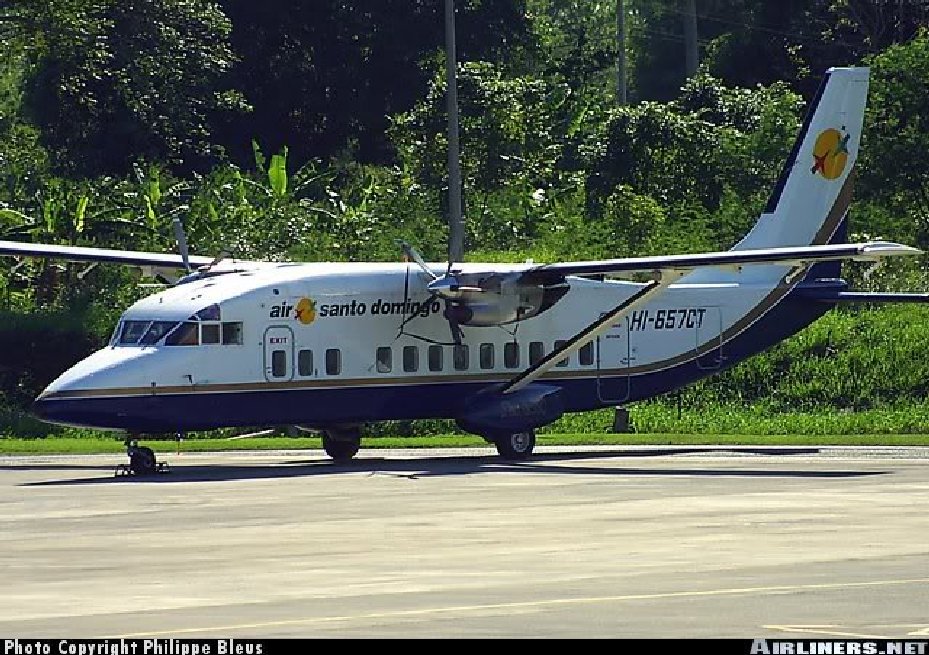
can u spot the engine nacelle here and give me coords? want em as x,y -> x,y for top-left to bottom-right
455,384 -> 565,435
441,272 -> 569,327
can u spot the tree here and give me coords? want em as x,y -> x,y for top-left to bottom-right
858,30 -> 929,247
20,0 -> 246,177
216,0 -> 535,167
390,60 -> 575,247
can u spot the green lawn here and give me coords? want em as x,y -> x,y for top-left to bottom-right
3,432 -> 929,455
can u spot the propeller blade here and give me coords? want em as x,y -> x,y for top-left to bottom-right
448,316 -> 464,346
397,240 -> 438,281
206,249 -> 231,269
172,217 -> 191,273
397,292 -> 439,334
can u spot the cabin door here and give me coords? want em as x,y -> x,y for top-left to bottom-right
595,317 -> 631,403
263,326 -> 295,382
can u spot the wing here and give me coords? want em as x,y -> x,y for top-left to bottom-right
499,240 -> 921,394
522,241 -> 920,280
0,240 -> 216,269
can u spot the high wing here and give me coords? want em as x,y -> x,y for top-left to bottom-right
498,240 -> 921,394
0,240 -> 216,269
520,241 -> 919,281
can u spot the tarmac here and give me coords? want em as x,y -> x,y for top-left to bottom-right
1,445 -> 928,638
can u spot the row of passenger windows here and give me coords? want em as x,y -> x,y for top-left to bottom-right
269,348 -> 341,378
374,341 -> 595,374
270,342 -> 596,379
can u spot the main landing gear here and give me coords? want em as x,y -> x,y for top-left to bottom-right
490,429 -> 536,461
322,425 -> 362,463
115,436 -> 170,477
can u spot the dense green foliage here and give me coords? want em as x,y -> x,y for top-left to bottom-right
0,1 -> 927,436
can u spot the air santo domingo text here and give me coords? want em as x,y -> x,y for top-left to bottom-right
268,297 -> 442,320
4,641 -> 261,655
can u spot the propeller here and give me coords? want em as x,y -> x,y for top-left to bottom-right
172,217 -> 191,273
397,240 -> 482,345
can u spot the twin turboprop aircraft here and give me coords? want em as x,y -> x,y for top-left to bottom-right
1,67 -> 927,464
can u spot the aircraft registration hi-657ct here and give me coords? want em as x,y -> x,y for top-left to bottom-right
1,67 -> 928,468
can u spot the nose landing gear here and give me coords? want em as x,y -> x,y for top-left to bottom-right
115,435 -> 171,477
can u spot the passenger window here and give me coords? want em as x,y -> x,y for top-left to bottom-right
428,345 -> 443,372
201,323 -> 221,344
554,340 -> 569,367
326,348 -> 341,375
479,343 -> 494,369
298,349 -> 313,376
376,346 -> 392,373
271,350 -> 287,378
529,341 -> 544,366
453,345 -> 469,371
579,341 -> 594,366
504,342 -> 520,368
165,322 -> 199,346
222,322 -> 243,345
403,345 -> 419,372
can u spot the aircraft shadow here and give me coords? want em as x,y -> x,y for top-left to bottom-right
20,447 -> 887,486
2,463 -> 118,472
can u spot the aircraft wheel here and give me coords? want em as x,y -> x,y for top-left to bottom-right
322,427 -> 361,463
493,430 -> 536,461
129,445 -> 157,475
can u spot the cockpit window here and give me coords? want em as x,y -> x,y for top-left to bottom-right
201,323 -> 221,344
118,321 -> 151,345
165,322 -> 199,346
140,321 -> 180,345
196,304 -> 221,321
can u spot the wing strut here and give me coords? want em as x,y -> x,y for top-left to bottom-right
501,270 -> 686,395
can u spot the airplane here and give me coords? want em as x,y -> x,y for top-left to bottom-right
1,66 -> 927,469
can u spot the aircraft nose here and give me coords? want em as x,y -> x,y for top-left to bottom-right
32,387 -> 78,425
31,392 -> 54,421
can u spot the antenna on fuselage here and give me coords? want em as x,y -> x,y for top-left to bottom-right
445,0 -> 464,267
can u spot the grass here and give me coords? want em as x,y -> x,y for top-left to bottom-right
3,432 -> 929,455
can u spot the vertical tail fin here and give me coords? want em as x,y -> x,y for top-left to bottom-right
734,67 -> 869,251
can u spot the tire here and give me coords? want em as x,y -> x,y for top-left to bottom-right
494,430 -> 536,460
322,429 -> 361,463
129,446 -> 157,475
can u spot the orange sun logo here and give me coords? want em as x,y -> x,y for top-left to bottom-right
811,128 -> 851,180
294,297 -> 316,325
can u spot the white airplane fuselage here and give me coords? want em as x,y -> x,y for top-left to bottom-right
32,258 -> 836,433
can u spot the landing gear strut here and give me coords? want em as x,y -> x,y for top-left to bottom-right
322,426 -> 362,463
115,436 -> 169,476
492,429 -> 536,461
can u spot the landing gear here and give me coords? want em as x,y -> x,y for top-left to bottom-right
322,426 -> 362,463
116,436 -> 169,476
492,430 -> 536,461
129,443 -> 157,474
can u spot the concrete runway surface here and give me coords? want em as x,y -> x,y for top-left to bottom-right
1,445 -> 928,638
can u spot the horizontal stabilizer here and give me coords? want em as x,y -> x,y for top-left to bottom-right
834,292 -> 929,304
